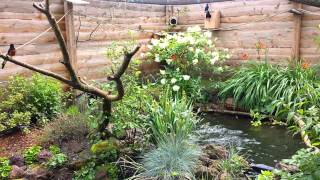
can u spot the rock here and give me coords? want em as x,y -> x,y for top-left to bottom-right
9,155 -> 25,167
37,150 -> 53,163
275,162 -> 299,173
9,165 -> 25,179
25,165 -> 51,180
203,144 -> 228,160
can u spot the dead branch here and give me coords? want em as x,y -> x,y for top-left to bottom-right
0,0 -> 140,136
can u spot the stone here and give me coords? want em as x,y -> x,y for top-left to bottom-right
37,150 -> 53,163
9,155 -> 25,167
9,165 -> 25,179
25,165 -> 51,180
203,144 -> 229,160
275,162 -> 299,173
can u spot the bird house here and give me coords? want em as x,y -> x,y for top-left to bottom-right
204,10 -> 221,29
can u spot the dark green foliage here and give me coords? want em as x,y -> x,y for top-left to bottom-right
40,114 -> 90,145
23,145 -> 42,165
0,157 -> 12,179
0,74 -> 62,132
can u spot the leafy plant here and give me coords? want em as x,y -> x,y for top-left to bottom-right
0,157 -> 12,179
257,170 -> 274,180
139,135 -> 201,180
73,161 -> 96,180
219,62 -> 320,115
218,148 -> 249,177
46,153 -> 67,169
23,145 -> 42,165
274,148 -> 320,179
147,91 -> 199,143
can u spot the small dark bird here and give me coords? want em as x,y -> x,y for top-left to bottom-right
205,4 -> 211,19
206,11 -> 212,19
2,44 -> 16,69
205,3 -> 209,13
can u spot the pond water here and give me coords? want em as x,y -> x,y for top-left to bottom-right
197,113 -> 305,166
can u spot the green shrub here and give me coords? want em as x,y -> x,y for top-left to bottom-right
139,135 -> 201,179
40,114 -> 89,145
23,145 -> 42,165
146,26 -> 230,101
256,170 -> 274,180
0,157 -> 12,179
0,74 -> 62,132
147,91 -> 199,143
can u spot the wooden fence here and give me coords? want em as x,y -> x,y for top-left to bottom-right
0,0 -> 320,83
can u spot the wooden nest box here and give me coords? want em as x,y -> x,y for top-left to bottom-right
204,10 -> 221,29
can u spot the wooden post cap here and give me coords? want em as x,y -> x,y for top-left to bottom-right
65,0 -> 89,5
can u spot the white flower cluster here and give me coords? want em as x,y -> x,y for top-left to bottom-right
159,69 -> 190,92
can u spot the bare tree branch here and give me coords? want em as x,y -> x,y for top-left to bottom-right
0,0 -> 141,136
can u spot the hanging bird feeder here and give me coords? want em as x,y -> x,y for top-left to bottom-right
169,16 -> 178,26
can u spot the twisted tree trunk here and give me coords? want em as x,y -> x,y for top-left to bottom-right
0,0 -> 140,138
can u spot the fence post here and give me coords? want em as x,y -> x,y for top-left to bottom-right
64,1 -> 78,72
292,2 -> 303,61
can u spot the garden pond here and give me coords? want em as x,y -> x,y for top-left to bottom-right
198,113 -> 305,166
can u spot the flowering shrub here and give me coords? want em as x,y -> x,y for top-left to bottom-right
146,26 -> 230,100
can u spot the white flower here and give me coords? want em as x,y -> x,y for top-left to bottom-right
147,45 -> 153,49
166,59 -> 172,64
155,54 -> 160,62
140,53 -> 145,58
192,59 -> 198,65
172,85 -> 180,91
187,26 -> 201,32
210,56 -> 219,65
151,39 -> 159,46
160,70 -> 166,75
188,37 -> 195,45
225,54 -> 231,59
159,42 -> 168,49
195,48 -> 201,55
182,75 -> 190,81
204,31 -> 212,38
160,78 -> 166,85
171,78 -> 177,84
217,67 -> 224,72
176,68 -> 180,72
188,47 -> 194,52
207,40 -> 212,45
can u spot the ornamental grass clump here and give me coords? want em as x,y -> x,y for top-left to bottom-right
219,62 -> 320,118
